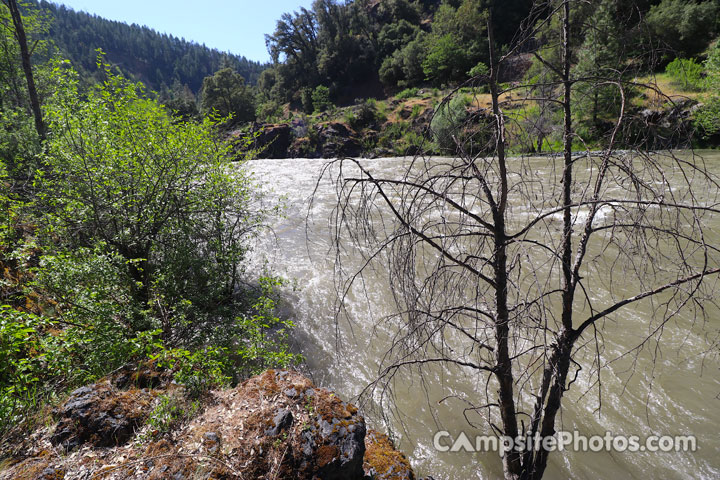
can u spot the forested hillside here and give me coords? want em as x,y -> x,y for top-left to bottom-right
30,0 -> 265,93
259,0 -> 719,105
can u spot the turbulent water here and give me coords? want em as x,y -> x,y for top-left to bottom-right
245,152 -> 720,480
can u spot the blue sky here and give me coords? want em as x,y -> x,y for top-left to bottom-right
55,0 -> 316,63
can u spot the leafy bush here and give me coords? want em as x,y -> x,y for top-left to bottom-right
0,307 -> 46,432
396,87 -> 418,100
143,393 -> 200,437
410,104 -> 422,119
666,57 -> 704,91
348,99 -> 384,130
0,57 -> 303,439
41,59 -> 269,343
312,85 -> 332,113
257,99 -> 284,122
430,94 -> 471,150
694,43 -> 720,138
233,276 -> 300,376
468,61 -> 489,79
393,130 -> 427,156
378,121 -> 410,148
695,98 -> 720,138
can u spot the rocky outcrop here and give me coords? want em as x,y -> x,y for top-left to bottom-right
317,122 -> 363,158
249,123 -> 293,159
50,383 -> 152,452
249,121 -> 362,159
0,369 -> 416,480
364,430 -> 415,480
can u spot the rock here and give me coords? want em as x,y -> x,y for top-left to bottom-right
411,107 -> 434,132
113,362 -> 166,389
201,369 -> 368,480
363,430 -> 415,480
288,136 -> 321,158
497,53 -> 532,82
50,382 -> 152,452
38,466 -> 65,479
266,408 -> 294,436
317,122 -> 363,158
398,106 -> 413,119
3,370 -> 414,480
249,123 -> 293,159
624,99 -> 697,149
202,431 -> 221,452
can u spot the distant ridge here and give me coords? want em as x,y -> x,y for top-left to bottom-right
32,0 -> 266,93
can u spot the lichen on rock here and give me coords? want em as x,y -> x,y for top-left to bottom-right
0,369 -> 417,480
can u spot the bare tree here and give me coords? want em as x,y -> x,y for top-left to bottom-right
325,1 -> 720,479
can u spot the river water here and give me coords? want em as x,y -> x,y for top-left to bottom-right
245,152 -> 720,479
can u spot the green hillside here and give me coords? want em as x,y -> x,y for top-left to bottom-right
32,0 -> 265,93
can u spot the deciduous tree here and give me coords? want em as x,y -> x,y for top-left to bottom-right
199,67 -> 255,125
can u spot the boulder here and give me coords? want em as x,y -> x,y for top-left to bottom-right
1,370 -> 416,480
364,430 -> 416,480
250,123 -> 293,159
178,369 -> 367,480
50,382 -> 152,451
288,136 -> 321,158
317,122 -> 363,158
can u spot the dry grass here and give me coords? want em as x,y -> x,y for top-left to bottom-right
634,73 -> 704,108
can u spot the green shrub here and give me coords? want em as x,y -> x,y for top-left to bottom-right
430,94 -> 471,150
666,57 -> 704,91
396,87 -> 419,100
694,44 -> 720,138
233,276 -> 300,376
42,58 -> 271,342
300,87 -> 313,113
468,61 -> 489,79
312,85 -> 332,113
378,121 -> 410,148
694,97 -> 720,138
0,56 -> 301,441
142,393 -> 200,439
348,99 -> 383,130
393,130 -> 427,156
257,99 -> 284,122
410,104 -> 422,119
0,307 -> 46,432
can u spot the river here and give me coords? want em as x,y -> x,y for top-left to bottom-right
245,152 -> 720,479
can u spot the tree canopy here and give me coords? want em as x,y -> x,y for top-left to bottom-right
199,67 -> 256,124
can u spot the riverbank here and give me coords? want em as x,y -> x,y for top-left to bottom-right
238,85 -> 714,160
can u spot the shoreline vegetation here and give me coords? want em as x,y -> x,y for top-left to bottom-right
241,82 -> 708,160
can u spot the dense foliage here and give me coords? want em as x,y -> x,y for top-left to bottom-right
0,4 -> 298,439
259,0 -> 719,110
199,67 -> 257,124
